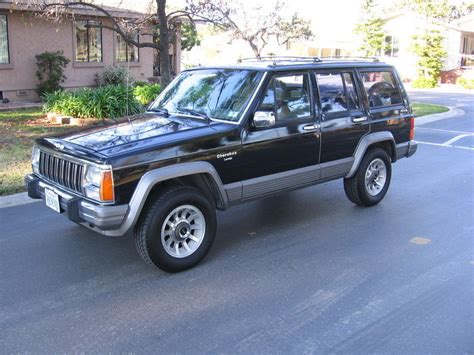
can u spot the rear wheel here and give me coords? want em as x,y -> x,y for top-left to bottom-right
344,148 -> 392,206
135,186 -> 216,272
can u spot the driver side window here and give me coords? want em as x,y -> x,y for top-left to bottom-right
258,73 -> 311,123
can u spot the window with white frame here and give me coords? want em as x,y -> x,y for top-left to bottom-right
384,35 -> 399,57
75,20 -> 102,62
0,15 -> 10,64
116,32 -> 139,62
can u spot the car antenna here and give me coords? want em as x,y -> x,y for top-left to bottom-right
126,47 -> 131,124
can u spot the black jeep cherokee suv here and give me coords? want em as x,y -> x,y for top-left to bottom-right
26,57 -> 417,272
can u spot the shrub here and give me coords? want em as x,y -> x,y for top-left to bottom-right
95,66 -> 133,86
43,90 -> 73,114
133,81 -> 150,87
35,51 -> 70,97
133,83 -> 162,105
457,76 -> 474,89
43,85 -> 143,119
411,76 -> 438,89
410,30 -> 446,89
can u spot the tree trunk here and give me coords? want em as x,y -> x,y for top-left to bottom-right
247,40 -> 261,58
157,0 -> 171,87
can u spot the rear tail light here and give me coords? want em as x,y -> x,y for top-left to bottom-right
409,116 -> 415,140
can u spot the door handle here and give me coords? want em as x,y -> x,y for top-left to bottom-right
303,124 -> 320,131
352,116 -> 368,123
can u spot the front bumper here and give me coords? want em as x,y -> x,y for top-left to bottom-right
26,174 -> 128,235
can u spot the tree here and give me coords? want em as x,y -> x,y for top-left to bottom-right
188,0 -> 313,57
398,0 -> 452,88
411,30 -> 446,88
35,51 -> 70,96
396,0 -> 473,21
16,0 -> 229,88
180,22 -> 201,51
354,0 -> 388,57
17,0 -> 312,86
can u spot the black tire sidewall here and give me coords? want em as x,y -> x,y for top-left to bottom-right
145,187 -> 216,272
356,148 -> 392,206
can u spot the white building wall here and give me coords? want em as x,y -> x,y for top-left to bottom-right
444,29 -> 462,70
380,13 -> 419,80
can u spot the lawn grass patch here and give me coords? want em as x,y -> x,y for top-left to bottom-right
412,102 -> 449,117
0,108 -> 69,195
0,108 -> 101,195
0,108 -> 136,196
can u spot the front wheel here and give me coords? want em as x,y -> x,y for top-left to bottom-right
134,186 -> 217,272
344,148 -> 392,207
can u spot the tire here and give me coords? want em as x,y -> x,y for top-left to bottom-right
343,148 -> 392,207
134,185 -> 217,272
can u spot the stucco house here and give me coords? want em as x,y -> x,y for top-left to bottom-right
377,11 -> 474,82
0,1 -> 182,102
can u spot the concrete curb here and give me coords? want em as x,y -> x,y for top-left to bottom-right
0,105 -> 466,209
415,106 -> 465,126
0,192 -> 39,209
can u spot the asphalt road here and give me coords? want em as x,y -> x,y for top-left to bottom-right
1,90 -> 473,353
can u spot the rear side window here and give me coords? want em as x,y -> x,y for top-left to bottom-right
315,72 -> 361,116
360,71 -> 402,108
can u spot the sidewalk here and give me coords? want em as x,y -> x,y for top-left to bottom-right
405,83 -> 473,94
0,101 -> 43,111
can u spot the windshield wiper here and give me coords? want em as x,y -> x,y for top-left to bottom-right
174,108 -> 211,122
147,107 -> 169,116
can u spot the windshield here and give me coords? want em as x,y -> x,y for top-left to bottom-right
149,69 -> 263,122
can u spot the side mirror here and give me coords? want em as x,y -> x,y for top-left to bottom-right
253,111 -> 275,128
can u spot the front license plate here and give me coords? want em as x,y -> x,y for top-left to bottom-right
45,188 -> 61,213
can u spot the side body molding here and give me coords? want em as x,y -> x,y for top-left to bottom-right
101,162 -> 228,237
346,132 -> 396,178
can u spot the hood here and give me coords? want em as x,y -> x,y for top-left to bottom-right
36,113 -> 238,164
63,113 -> 214,154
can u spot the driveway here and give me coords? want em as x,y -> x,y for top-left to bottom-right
1,90 -> 473,353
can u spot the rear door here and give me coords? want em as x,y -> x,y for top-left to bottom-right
314,70 -> 369,178
357,68 -> 411,144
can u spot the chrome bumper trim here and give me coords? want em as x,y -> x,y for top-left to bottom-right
26,175 -> 128,233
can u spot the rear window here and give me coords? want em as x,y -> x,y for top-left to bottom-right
360,71 -> 402,108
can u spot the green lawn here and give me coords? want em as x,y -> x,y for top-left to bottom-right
0,108 -> 101,196
412,102 -> 449,117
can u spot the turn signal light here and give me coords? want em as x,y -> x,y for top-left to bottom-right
100,170 -> 115,202
409,116 -> 415,141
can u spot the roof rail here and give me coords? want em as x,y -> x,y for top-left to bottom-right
320,56 -> 380,62
238,56 -> 322,64
237,55 -> 380,66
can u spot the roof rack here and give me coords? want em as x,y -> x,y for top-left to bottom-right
320,56 -> 380,62
238,56 -> 322,65
237,55 -> 379,65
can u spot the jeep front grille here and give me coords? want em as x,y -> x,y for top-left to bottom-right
38,151 -> 84,193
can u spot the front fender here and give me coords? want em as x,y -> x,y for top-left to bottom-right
99,162 -> 228,237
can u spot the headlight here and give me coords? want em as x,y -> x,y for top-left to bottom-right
32,146 -> 40,174
83,165 -> 115,203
